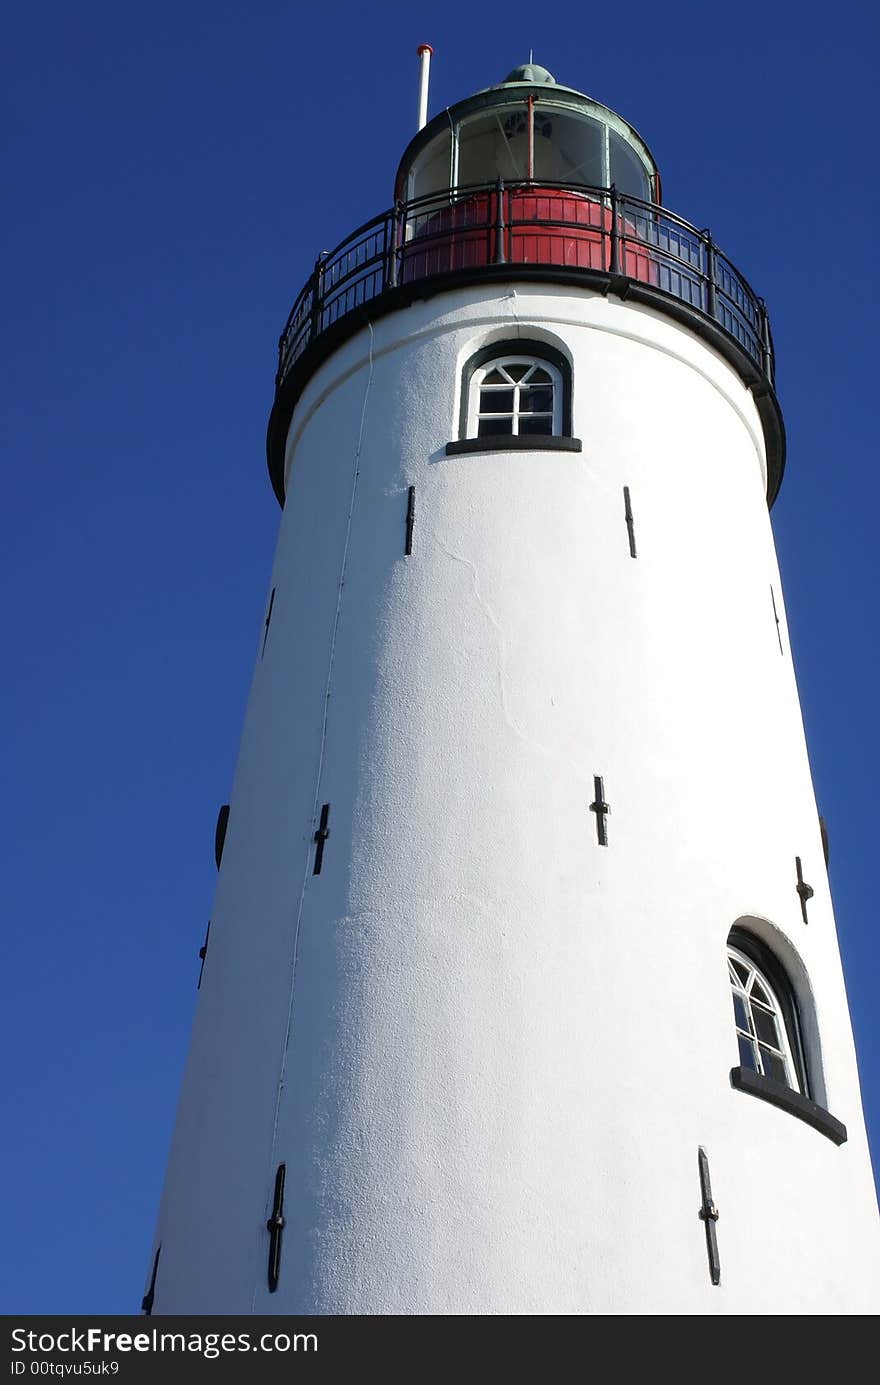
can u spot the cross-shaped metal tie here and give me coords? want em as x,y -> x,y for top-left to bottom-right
197,921 -> 211,990
771,586 -> 783,654
266,1164 -> 286,1293
589,775 -> 611,846
261,587 -> 275,658
697,1146 -> 721,1286
141,1245 -> 161,1315
313,804 -> 331,875
795,855 -> 814,924
623,485 -> 637,558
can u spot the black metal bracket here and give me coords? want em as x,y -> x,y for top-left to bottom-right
819,815 -> 830,866
197,920 -> 211,989
771,585 -> 784,655
261,587 -> 276,658
589,775 -> 611,846
141,1244 -> 161,1315
405,485 -> 415,556
313,804 -> 331,875
266,1164 -> 286,1293
214,804 -> 230,870
697,1147 -> 721,1286
795,855 -> 814,924
623,485 -> 637,558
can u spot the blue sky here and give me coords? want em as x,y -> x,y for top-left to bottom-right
2,0 -> 878,1313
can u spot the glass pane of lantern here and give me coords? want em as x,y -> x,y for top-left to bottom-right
458,110 -> 529,186
609,129 -> 651,201
410,129 -> 452,200
533,109 -> 605,187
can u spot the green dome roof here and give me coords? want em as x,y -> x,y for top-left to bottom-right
501,62 -> 556,85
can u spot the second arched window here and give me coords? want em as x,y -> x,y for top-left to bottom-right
727,941 -> 801,1091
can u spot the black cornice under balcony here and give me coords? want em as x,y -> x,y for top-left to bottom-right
266,181 -> 784,508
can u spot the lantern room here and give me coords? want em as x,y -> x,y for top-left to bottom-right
395,63 -> 660,204
268,59 -> 783,508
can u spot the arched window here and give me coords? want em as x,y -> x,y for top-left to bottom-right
446,339 -> 581,456
726,927 -> 848,1144
728,943 -> 800,1091
470,357 -> 561,438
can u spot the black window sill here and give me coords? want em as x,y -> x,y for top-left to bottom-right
445,435 -> 583,457
730,1067 -> 847,1145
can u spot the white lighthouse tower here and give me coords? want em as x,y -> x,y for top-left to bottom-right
146,59 -> 880,1315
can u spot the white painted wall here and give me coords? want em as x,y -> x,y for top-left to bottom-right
150,284 -> 880,1314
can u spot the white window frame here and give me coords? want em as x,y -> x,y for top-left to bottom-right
467,355 -> 562,439
727,944 -> 800,1092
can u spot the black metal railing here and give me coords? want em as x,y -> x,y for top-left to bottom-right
276,181 -> 774,392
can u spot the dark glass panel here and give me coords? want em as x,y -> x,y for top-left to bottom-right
458,110 -> 529,185
752,1006 -> 781,1048
533,108 -> 605,186
482,368 -> 507,384
518,414 -> 553,435
730,958 -> 749,986
751,978 -> 770,1005
505,363 -> 529,381
478,416 -> 513,436
609,129 -> 651,201
480,387 -> 515,413
732,994 -> 749,1033
520,386 -> 554,413
760,1048 -> 790,1086
738,1034 -> 758,1071
528,367 -> 551,383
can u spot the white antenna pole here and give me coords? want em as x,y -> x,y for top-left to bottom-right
416,44 -> 433,130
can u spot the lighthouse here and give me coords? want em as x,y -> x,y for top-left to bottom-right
146,58 -> 880,1314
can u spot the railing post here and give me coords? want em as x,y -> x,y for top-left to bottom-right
494,177 -> 507,265
609,183 -> 620,275
705,234 -> 717,320
759,299 -> 774,386
309,252 -> 328,345
387,202 -> 402,290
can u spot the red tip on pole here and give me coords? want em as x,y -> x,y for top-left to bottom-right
417,43 -> 434,55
